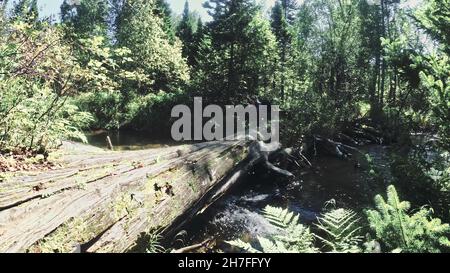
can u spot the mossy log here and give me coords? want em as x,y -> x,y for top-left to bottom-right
0,140 -> 276,253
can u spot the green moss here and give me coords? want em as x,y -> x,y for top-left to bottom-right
29,217 -> 94,253
0,172 -> 12,183
112,192 -> 138,220
187,179 -> 197,192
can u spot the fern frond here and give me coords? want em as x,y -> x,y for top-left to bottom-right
262,206 -> 298,229
228,206 -> 317,253
226,239 -> 261,253
257,237 -> 289,253
146,232 -> 165,253
315,208 -> 363,252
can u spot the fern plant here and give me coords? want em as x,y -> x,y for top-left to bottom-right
227,206 -> 318,253
314,208 -> 363,253
146,232 -> 165,253
367,185 -> 450,253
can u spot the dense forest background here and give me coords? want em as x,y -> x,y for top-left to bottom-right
1,0 -> 449,149
1,0 -> 450,253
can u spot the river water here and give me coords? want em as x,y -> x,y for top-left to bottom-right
85,130 -> 393,252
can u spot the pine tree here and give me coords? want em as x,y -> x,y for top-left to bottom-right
154,0 -> 175,41
270,0 -> 297,101
415,0 -> 449,54
270,1 -> 290,44
415,0 -> 450,148
280,0 -> 298,24
201,0 -> 277,103
356,0 -> 402,119
176,0 -> 196,65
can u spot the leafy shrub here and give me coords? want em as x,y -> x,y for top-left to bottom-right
76,91 -> 125,130
0,22 -> 92,152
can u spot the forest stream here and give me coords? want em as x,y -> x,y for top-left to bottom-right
85,130 -> 394,253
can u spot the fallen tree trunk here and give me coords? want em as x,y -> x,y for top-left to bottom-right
0,139 -> 285,253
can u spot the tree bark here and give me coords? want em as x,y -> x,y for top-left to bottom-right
0,139 -> 286,253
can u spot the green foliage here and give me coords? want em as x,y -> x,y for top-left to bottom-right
0,22 -> 93,151
0,80 -> 92,150
414,0 -> 450,148
115,0 -> 189,94
389,142 -> 450,220
12,0 -> 39,23
227,206 -> 318,253
154,0 -> 176,41
314,208 -> 363,253
228,206 -> 364,254
146,231 -> 165,254
1,0 -> 450,254
367,185 -> 450,253
426,151 -> 450,194
415,0 -> 450,54
200,0 -> 277,103
71,36 -> 150,129
61,0 -> 110,37
176,0 -> 198,66
419,55 -> 450,149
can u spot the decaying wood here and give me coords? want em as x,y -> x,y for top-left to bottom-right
313,135 -> 362,159
0,139 -> 288,253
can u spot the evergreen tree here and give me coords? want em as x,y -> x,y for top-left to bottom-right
176,0 -> 196,65
201,0 -> 277,103
367,185 -> 450,253
280,0 -> 298,24
357,0 -> 383,113
299,0 -> 365,131
415,0 -> 450,148
154,0 -> 176,41
357,0 -> 402,119
415,0 -> 449,54
270,0 -> 297,101
186,17 -> 208,78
